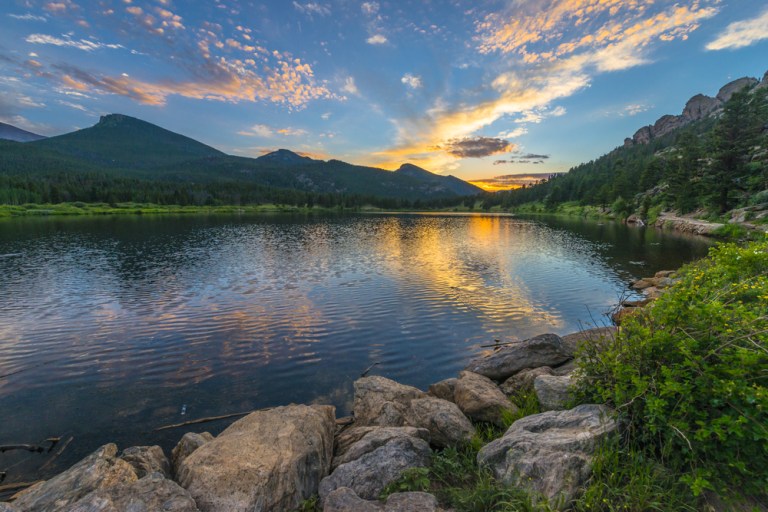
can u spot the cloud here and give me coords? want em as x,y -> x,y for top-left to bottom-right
361,2 -> 379,15
518,153 -> 550,160
401,73 -> 422,89
8,13 -> 47,21
25,33 -> 123,51
321,112 -> 331,120
470,173 -> 562,192
276,127 -> 308,136
238,124 -> 273,137
706,8 -> 768,50
438,137 -> 514,158
342,76 -> 359,95
497,127 -> 528,139
369,1 -> 716,172
292,2 -> 331,17
366,34 -> 388,45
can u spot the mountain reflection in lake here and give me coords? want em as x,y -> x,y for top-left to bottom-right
0,213 -> 710,483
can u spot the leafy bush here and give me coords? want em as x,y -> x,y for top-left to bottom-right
575,239 -> 768,496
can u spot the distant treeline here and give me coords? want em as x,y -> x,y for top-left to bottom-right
0,172 -> 468,210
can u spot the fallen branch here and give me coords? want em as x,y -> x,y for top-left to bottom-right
40,436 -> 73,472
0,480 -> 42,494
154,411 -> 255,431
0,438 -> 59,455
360,362 -> 380,377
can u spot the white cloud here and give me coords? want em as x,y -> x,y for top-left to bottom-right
401,73 -> 422,89
292,2 -> 331,17
497,127 -> 528,139
361,2 -> 379,15
238,124 -> 273,137
366,34 -> 387,45
342,76 -> 359,95
706,8 -> 768,50
25,33 -> 123,51
321,112 -> 331,120
9,13 -> 47,21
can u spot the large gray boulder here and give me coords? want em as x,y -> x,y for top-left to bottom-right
171,432 -> 214,477
177,404 -> 335,512
323,487 -> 382,511
332,427 -> 430,470
534,375 -> 574,411
454,371 -> 517,426
319,433 -> 431,501
500,366 -> 554,396
63,472 -> 199,512
428,378 -> 457,403
120,445 -> 170,479
478,404 -> 617,509
465,334 -> 570,381
407,397 -> 476,447
353,377 -> 474,448
717,77 -> 758,103
353,377 -> 426,426
560,327 -> 617,357
12,444 -> 138,512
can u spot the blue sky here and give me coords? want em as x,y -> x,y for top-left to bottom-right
1,0 -> 767,189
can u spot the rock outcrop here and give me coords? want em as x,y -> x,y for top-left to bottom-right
171,432 -> 213,477
478,404 -> 617,509
12,444 -> 138,512
625,73 -> 762,147
454,371 -> 517,426
465,333 -> 570,381
407,397 -> 476,447
64,472 -> 199,512
427,378 -> 457,402
119,445 -> 170,479
176,404 -> 335,512
500,366 -> 554,396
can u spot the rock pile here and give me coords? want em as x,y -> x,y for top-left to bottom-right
2,328 -> 619,512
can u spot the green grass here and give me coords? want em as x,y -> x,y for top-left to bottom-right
509,201 -> 611,219
0,202 -> 333,218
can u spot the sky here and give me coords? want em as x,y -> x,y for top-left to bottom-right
1,0 -> 767,190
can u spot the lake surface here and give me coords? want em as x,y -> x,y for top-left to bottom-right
0,213 -> 711,484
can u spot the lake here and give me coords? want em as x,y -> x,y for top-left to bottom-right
0,213 -> 711,485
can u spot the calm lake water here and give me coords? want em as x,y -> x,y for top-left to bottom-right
0,213 -> 711,484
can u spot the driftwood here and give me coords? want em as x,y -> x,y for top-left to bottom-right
479,339 -> 513,348
154,411 -> 255,431
0,480 -> 42,493
0,438 -> 59,454
360,362 -> 380,377
39,436 -> 74,472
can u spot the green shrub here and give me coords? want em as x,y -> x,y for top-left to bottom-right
575,239 -> 768,496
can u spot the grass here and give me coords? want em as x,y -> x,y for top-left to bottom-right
509,201 -> 612,219
0,202 -> 334,218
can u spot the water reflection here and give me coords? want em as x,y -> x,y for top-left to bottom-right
0,213 -> 711,484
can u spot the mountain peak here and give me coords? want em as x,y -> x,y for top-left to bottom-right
0,121 -> 46,142
256,149 -> 315,165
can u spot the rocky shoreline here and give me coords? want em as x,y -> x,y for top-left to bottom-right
1,326 -> 626,512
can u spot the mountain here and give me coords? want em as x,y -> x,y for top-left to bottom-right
32,114 -> 224,169
395,163 -> 483,196
1,113 -> 481,203
624,73 -> 767,146
255,149 -> 316,165
0,122 -> 46,142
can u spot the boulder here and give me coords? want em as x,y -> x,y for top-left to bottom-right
534,375 -> 574,411
465,334 -> 570,381
353,377 -> 426,427
0,503 -> 19,511
654,270 -> 676,279
12,444 -> 138,512
682,94 -> 721,122
384,492 -> 441,511
551,360 -> 577,377
63,472 -> 199,512
428,378 -> 457,403
407,397 -> 475,447
454,371 -> 517,426
631,278 -> 653,290
477,404 -> 617,509
334,426 -> 428,467
500,366 -> 554,396
171,432 -> 214,477
318,435 -> 431,501
323,487 -> 381,512
651,114 -> 685,139
177,404 -> 335,512
560,327 -> 617,357
120,445 -> 170,478
332,427 -> 430,470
